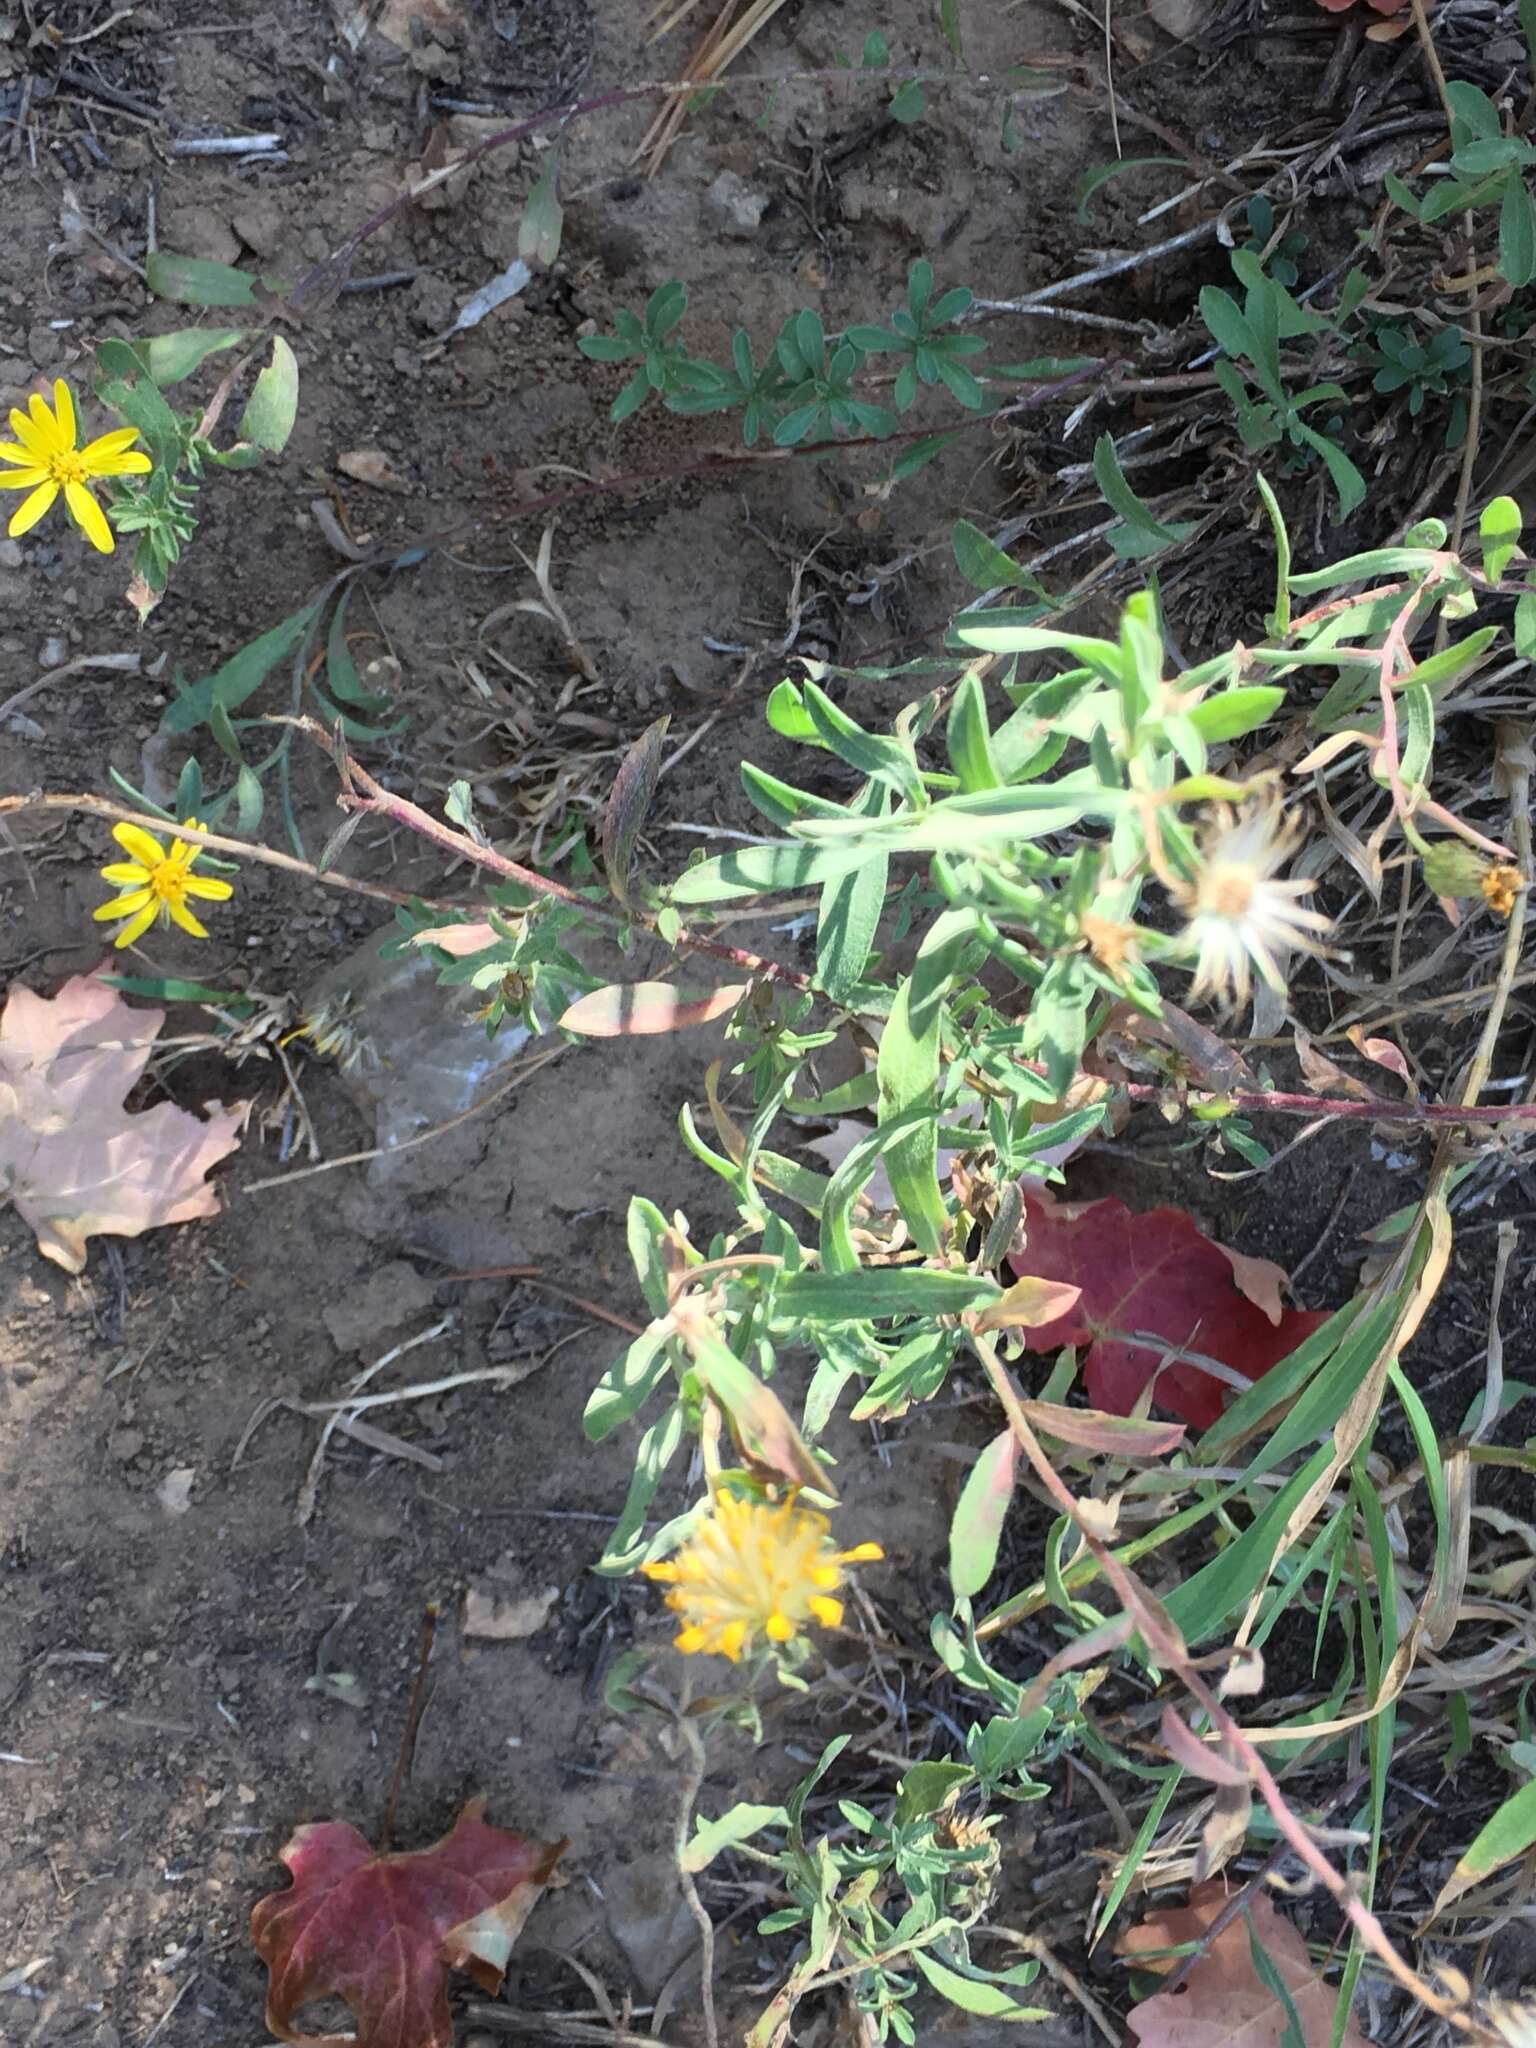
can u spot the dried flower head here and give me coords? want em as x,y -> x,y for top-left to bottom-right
1480,863 -> 1525,920
642,1490 -> 882,1662
1080,911 -> 1141,981
93,819 -> 234,949
1171,803 -> 1331,1008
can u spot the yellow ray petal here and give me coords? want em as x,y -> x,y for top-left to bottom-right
8,408 -> 47,457
93,887 -> 155,921
51,379 -> 77,448
0,439 -> 41,467
27,392 -> 62,451
168,899 -> 210,939
64,480 -> 113,554
100,860 -> 152,886
113,900 -> 160,949
80,426 -> 141,463
8,479 -> 58,538
183,875 -> 234,902
0,467 -> 46,491
86,450 -> 153,479
112,823 -> 168,868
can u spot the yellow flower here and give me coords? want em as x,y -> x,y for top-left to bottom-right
642,1490 -> 882,1662
93,819 -> 234,949
0,378 -> 151,554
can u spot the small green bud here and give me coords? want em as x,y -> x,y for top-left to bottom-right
1419,840 -> 1488,900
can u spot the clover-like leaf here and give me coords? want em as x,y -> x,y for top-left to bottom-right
250,1798 -> 564,2048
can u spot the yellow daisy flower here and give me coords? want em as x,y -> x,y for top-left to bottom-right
642,1490 -> 882,1662
93,819 -> 235,949
0,378 -> 152,554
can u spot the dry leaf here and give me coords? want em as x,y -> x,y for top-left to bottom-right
1009,1189 -> 1327,1429
1118,1880 -> 1370,2048
157,1467 -> 196,1515
251,1798 -> 563,2048
0,973 -> 246,1273
338,449 -> 409,493
463,1584 -> 559,1641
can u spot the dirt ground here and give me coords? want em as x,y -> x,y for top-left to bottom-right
2,2 -> 1534,2045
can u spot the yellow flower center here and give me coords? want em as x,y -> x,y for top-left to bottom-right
1202,865 -> 1254,920
144,843 -> 197,910
642,1491 -> 882,1662
44,445 -> 88,487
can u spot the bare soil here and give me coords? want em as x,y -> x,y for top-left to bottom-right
3,4 -> 1534,2046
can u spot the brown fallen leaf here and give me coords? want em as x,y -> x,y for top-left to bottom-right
251,1798 -> 563,2048
0,973 -> 246,1273
338,449 -> 410,493
1009,1189 -> 1328,1429
463,1584 -> 559,1641
1118,1880 -> 1370,2048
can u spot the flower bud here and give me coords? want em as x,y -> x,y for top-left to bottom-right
1419,840 -> 1489,900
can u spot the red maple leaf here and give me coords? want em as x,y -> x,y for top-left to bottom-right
250,1799 -> 565,2048
1009,1189 -> 1327,1429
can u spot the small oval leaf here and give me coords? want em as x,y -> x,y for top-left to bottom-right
559,982 -> 747,1037
949,1427 -> 1017,1599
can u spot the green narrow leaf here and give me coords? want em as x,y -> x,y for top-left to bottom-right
1480,494 -> 1522,583
233,764 -> 264,834
816,777 -> 886,1004
1500,173 -> 1536,287
946,670 -> 1000,791
1092,433 -> 1180,543
776,1269 -> 999,1320
682,1804 -> 787,1872
145,249 -> 260,306
1074,155 -> 1183,220
1292,419 -> 1367,520
1434,1777 -> 1536,1915
913,1951 -> 1048,2019
1183,685 -> 1285,743
1255,471 -> 1291,635
952,517 -> 1028,591
802,681 -> 923,798
144,327 -> 247,386
1198,284 -> 1256,364
940,0 -> 963,58
876,909 -> 975,1254
162,603 -> 320,734
669,839 -> 871,904
518,147 -> 564,267
592,1401 -> 685,1574
584,1327 -> 671,1441
949,1428 -> 1017,1599
237,335 -> 299,453
1247,1916 -> 1307,2048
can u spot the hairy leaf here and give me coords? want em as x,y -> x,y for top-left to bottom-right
1009,1190 -> 1327,1427
250,1798 -> 564,2048
0,974 -> 246,1273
